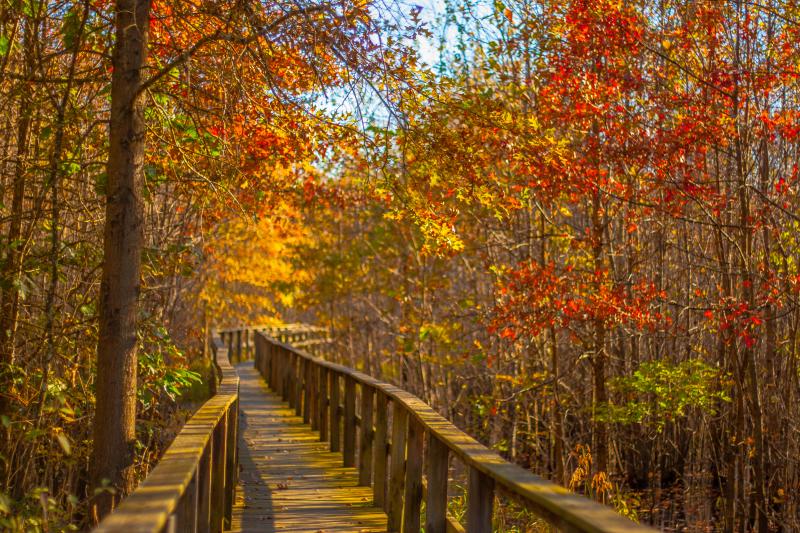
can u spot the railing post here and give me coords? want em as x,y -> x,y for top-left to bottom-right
295,355 -> 304,417
254,334 -> 262,375
235,329 -> 242,363
330,371 -> 341,452
310,362 -> 319,431
224,399 -> 238,528
270,341 -> 279,391
197,440 -> 212,533
281,347 -> 290,401
288,352 -> 297,409
176,466 -> 198,533
358,384 -> 374,486
210,413 -> 227,532
263,338 -> 269,376
303,358 -> 312,424
467,466 -> 495,533
343,375 -> 356,467
425,434 -> 449,533
373,391 -> 389,509
387,404 -> 408,532
318,366 -> 328,441
402,418 -> 424,533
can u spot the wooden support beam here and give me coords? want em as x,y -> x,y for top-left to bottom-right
303,357 -> 311,424
402,418 -> 423,533
319,366 -> 328,441
387,404 -> 408,532
467,466 -> 494,533
359,385 -> 374,486
330,371 -> 341,452
343,375 -> 356,467
373,391 -> 389,509
425,433 -> 449,533
197,440 -> 212,533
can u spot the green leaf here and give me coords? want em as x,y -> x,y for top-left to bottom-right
0,35 -> 10,57
61,8 -> 81,49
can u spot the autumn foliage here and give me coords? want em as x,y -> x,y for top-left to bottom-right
2,0 -> 800,531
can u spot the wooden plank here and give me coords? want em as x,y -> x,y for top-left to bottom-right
343,375 -> 357,467
359,384 -> 374,486
467,465 -> 494,533
330,371 -> 341,452
373,391 -> 389,509
425,433 -> 449,533
387,404 -> 408,532
402,418 -> 424,533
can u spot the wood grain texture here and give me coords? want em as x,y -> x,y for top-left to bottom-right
231,363 -> 386,532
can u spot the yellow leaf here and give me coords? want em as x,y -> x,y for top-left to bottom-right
56,433 -> 72,456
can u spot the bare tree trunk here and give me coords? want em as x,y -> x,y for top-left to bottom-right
90,0 -> 151,522
591,192 -> 608,477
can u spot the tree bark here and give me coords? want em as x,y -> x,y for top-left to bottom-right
90,0 -> 151,522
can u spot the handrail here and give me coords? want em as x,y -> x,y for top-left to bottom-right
218,324 -> 330,363
252,330 -> 654,533
93,335 -> 239,533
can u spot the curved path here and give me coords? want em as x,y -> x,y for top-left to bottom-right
231,363 -> 387,532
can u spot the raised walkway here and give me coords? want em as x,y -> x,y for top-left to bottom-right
93,328 -> 656,533
231,363 -> 386,532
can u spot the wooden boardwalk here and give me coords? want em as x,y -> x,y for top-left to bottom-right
231,362 -> 387,532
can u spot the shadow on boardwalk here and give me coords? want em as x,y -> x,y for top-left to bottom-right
231,363 -> 386,532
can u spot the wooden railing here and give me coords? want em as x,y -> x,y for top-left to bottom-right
253,330 -> 655,533
218,324 -> 329,363
94,336 -> 239,533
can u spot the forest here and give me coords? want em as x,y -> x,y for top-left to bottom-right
1,0 -> 799,531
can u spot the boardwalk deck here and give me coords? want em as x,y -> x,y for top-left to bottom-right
232,362 -> 387,532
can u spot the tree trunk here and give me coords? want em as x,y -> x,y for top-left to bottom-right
0,16 -> 34,411
90,0 -> 151,522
